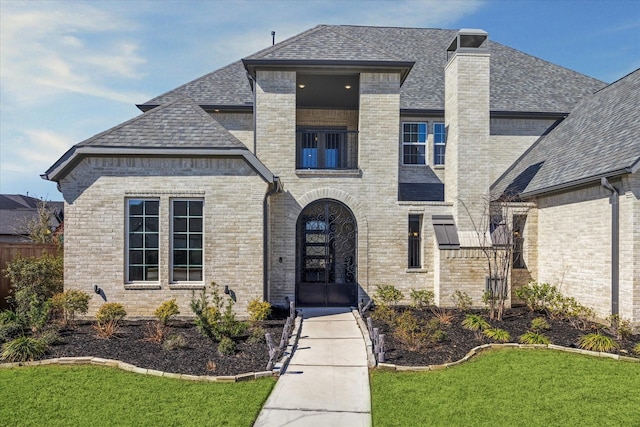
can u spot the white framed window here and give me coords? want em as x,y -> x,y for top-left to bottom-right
402,122 -> 427,165
408,214 -> 422,268
433,122 -> 446,165
126,199 -> 160,282
171,199 -> 204,282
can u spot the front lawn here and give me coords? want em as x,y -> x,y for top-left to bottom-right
0,365 -> 275,426
371,349 -> 640,426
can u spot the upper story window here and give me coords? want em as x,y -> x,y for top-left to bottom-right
171,200 -> 204,282
433,122 -> 446,166
296,129 -> 358,170
408,214 -> 422,268
402,122 -> 427,165
126,199 -> 159,282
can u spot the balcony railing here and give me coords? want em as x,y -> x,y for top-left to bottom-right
296,129 -> 358,170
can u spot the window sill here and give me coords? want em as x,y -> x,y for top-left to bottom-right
406,268 -> 428,274
169,283 -> 206,290
296,169 -> 362,178
124,283 -> 161,290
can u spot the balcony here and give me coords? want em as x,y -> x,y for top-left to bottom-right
296,129 -> 358,170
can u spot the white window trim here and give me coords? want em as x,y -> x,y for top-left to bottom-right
170,198 -> 205,284
433,122 -> 446,166
402,121 -> 428,166
125,198 -> 161,284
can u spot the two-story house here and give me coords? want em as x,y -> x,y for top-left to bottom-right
43,25 -> 639,327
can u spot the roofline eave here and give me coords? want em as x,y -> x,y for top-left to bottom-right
42,146 -> 275,185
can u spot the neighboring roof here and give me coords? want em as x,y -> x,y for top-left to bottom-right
141,25 -> 605,114
398,183 -> 444,202
0,195 -> 63,237
43,97 -> 274,183
493,69 -> 640,198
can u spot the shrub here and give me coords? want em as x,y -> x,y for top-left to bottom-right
162,333 -> 187,351
94,303 -> 126,339
217,336 -> 236,356
51,290 -> 90,325
633,343 -> 640,357
519,332 -> 550,345
0,311 -> 19,325
409,289 -> 434,309
430,306 -> 453,325
560,297 -> 595,330
190,282 -> 247,342
607,315 -> 633,341
37,328 -> 61,346
374,285 -> 403,306
144,321 -> 165,343
530,317 -> 551,332
371,304 -> 396,324
515,282 -> 561,313
247,299 -> 272,323
462,314 -> 489,338
4,252 -> 63,316
578,333 -> 619,352
154,299 -> 180,326
1,336 -> 47,362
484,328 -> 511,343
249,325 -> 266,344
451,291 -> 473,311
393,312 -> 445,351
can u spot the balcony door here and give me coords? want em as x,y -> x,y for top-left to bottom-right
296,199 -> 357,307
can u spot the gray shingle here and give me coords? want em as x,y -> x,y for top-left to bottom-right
78,97 -> 248,149
140,25 -> 605,114
492,69 -> 640,198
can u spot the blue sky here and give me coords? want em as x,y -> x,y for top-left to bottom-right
1,0 -> 638,201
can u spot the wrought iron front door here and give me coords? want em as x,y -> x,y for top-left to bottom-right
296,200 -> 357,307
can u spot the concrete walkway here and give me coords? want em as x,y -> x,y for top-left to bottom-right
254,307 -> 371,426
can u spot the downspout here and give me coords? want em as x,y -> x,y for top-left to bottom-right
601,177 -> 619,316
263,177 -> 281,301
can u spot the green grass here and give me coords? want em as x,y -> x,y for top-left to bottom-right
0,365 -> 275,426
371,349 -> 640,427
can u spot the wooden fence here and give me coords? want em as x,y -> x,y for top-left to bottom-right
0,242 -> 60,310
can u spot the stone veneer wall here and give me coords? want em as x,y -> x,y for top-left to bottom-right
536,175 -> 639,326
59,156 -> 268,317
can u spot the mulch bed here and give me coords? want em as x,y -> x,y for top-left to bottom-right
45,313 -> 288,377
365,306 -> 640,366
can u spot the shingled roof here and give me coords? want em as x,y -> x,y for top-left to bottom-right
141,25 -> 605,114
492,68 -> 640,198
43,97 -> 274,183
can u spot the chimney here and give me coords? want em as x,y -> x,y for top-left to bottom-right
444,29 -> 490,233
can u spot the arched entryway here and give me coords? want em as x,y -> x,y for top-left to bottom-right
296,199 -> 357,307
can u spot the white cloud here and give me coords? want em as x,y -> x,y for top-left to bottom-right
0,1 -> 149,108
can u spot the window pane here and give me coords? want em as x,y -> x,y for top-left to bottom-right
189,201 -> 203,216
129,200 -> 144,215
174,201 -> 188,217
146,267 -> 159,281
174,250 -> 187,265
173,268 -> 187,281
129,250 -> 143,264
189,218 -> 202,232
145,217 -> 159,232
174,217 -> 187,232
189,268 -> 203,281
145,250 -> 158,265
189,235 -> 202,249
145,201 -> 159,216
129,266 -> 143,281
145,234 -> 158,249
174,234 -> 187,248
189,250 -> 202,265
418,123 -> 427,142
129,233 -> 143,248
129,218 -> 143,233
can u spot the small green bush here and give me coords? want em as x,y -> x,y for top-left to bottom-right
578,333 -> 619,352
51,290 -> 90,325
38,328 -> 61,346
451,291 -> 473,311
515,282 -> 561,313
94,303 -> 127,338
190,282 -> 247,342
247,299 -> 272,323
0,311 -> 19,325
409,289 -> 434,308
371,304 -> 396,324
1,336 -> 47,362
375,285 -> 403,306
217,336 -> 236,356
249,325 -> 266,344
393,311 -> 445,351
154,299 -> 180,325
530,317 -> 551,332
462,314 -> 489,333
484,328 -> 511,343
633,343 -> 640,357
162,333 -> 187,351
608,315 -> 632,341
519,331 -> 550,345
